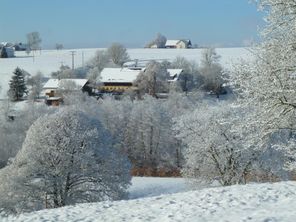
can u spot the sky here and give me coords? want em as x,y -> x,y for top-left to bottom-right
0,0 -> 265,49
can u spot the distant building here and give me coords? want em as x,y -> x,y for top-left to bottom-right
42,79 -> 89,106
99,67 -> 184,93
99,68 -> 143,93
165,39 -> 192,49
14,42 -> 28,51
1,42 -> 14,48
0,42 -> 15,58
150,44 -> 158,49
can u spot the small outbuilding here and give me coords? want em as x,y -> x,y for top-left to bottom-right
42,79 -> 90,105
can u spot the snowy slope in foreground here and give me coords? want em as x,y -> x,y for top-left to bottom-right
4,181 -> 296,222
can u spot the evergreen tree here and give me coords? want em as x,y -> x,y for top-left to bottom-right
8,67 -> 28,101
0,47 -> 8,58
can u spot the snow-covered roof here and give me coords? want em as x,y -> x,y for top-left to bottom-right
165,40 -> 181,47
100,68 -> 144,83
167,69 -> 183,77
0,42 -> 14,48
43,79 -> 88,89
46,97 -> 62,100
167,69 -> 183,81
123,60 -> 148,68
43,79 -> 59,89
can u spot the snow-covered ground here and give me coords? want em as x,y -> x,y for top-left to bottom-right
2,179 -> 296,222
128,177 -> 189,199
0,47 -> 253,99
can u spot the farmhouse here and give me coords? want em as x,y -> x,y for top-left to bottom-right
165,39 -> 192,49
99,67 -> 184,93
42,79 -> 89,106
99,68 -> 143,93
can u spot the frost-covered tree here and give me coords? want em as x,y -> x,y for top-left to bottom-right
51,65 -> 73,79
26,32 -> 42,51
87,67 -> 101,86
171,56 -> 202,93
123,96 -> 179,169
175,103 -> 258,186
199,48 -> 225,98
0,103 -> 53,169
8,67 -> 28,101
107,43 -> 129,66
134,61 -> 170,97
27,71 -> 44,100
89,50 -> 110,70
227,0 -> 296,175
55,43 -> 63,50
0,108 -> 131,213
146,33 -> 167,48
154,33 -> 167,48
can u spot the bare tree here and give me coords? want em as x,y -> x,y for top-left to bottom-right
199,48 -> 225,98
27,32 -> 42,52
89,50 -> 110,71
107,43 -> 129,66
55,43 -> 64,50
146,33 -> 167,48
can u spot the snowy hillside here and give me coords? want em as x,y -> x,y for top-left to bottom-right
0,47 -> 252,99
3,180 -> 296,222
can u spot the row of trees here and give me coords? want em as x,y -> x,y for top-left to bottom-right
99,94 -> 193,171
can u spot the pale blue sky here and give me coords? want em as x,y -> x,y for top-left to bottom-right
0,0 -> 264,49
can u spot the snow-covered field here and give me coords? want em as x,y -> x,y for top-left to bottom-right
3,178 -> 296,222
0,47 -> 253,99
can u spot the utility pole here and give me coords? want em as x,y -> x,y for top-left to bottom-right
70,51 -> 76,70
82,51 -> 85,67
